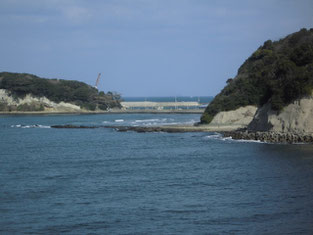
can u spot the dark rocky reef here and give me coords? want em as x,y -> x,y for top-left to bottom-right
50,125 -> 209,133
51,125 -> 98,129
50,124 -> 313,143
111,126 -> 200,133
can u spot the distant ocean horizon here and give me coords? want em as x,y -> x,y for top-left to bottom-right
122,96 -> 213,104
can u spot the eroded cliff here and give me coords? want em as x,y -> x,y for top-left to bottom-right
0,89 -> 82,112
248,95 -> 313,133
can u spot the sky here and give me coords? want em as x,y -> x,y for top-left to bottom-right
0,0 -> 312,97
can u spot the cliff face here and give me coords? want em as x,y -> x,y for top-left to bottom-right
248,95 -> 313,133
0,89 -> 82,112
0,72 -> 122,112
201,28 -> 313,124
209,105 -> 257,128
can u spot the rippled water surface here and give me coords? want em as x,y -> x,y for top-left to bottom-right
1,114 -> 313,234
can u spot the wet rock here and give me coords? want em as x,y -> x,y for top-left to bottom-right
51,125 -> 97,129
223,131 -> 313,144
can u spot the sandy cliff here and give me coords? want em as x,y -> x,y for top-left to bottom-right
208,95 -> 313,135
0,89 -> 82,112
207,105 -> 257,129
248,96 -> 313,133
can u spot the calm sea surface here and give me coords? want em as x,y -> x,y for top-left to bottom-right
1,113 -> 313,234
122,96 -> 213,104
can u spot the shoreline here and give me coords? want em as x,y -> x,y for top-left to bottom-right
222,130 -> 313,144
108,126 -> 313,143
4,110 -> 312,143
0,109 -> 204,115
50,124 -> 313,144
49,123 -> 235,133
50,123 -> 244,132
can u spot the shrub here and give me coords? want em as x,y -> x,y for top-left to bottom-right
201,28 -> 313,124
0,72 -> 122,111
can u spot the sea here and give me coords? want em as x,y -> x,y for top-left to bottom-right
122,96 -> 213,104
1,112 -> 313,234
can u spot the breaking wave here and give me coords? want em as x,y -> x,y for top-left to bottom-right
11,124 -> 51,129
205,133 -> 265,144
102,118 -> 198,127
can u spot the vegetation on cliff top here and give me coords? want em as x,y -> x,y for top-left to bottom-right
201,28 -> 313,124
0,72 -> 121,111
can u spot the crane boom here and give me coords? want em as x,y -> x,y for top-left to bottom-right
95,73 -> 101,89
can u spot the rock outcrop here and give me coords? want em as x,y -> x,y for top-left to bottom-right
201,28 -> 313,125
209,105 -> 257,128
0,89 -> 82,112
220,95 -> 313,143
248,96 -> 313,133
0,72 -> 122,112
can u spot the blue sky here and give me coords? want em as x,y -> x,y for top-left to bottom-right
1,0 -> 312,96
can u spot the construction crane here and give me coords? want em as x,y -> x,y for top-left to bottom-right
94,73 -> 101,89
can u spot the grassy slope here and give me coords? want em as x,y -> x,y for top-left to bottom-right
201,28 -> 313,124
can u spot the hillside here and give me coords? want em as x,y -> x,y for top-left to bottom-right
201,28 -> 313,124
0,72 -> 121,112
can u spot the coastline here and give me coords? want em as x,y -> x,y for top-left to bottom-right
50,124 -> 313,144
222,130 -> 313,144
111,125 -> 313,143
0,109 -> 204,115
50,123 -> 243,133
3,110 -> 312,144
106,124 -> 242,132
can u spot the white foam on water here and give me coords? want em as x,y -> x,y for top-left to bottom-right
133,118 -> 197,127
104,117 -> 198,127
221,136 -> 233,141
205,133 -> 222,139
11,124 -> 51,129
205,133 -> 266,144
182,119 -> 198,125
221,136 -> 266,144
135,119 -> 160,123
130,118 -> 174,126
161,122 -> 180,126
37,125 -> 51,129
231,139 -> 265,144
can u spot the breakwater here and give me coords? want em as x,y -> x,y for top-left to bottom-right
223,131 -> 313,144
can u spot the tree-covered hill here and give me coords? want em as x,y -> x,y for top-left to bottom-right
201,28 -> 313,124
0,72 -> 121,111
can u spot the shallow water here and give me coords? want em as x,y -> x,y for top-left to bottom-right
1,114 -> 313,234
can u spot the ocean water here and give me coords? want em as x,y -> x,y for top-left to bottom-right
1,113 -> 313,234
122,96 -> 213,104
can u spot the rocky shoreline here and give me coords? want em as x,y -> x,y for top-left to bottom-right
50,124 -> 243,132
223,130 -> 313,144
50,124 -> 313,144
50,124 -> 217,132
0,109 -> 204,115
